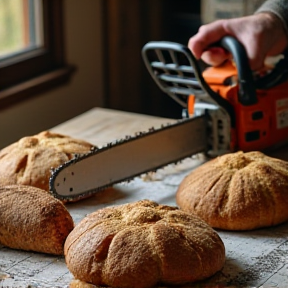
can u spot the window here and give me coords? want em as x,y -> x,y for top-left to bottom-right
0,0 -> 43,59
0,0 -> 74,109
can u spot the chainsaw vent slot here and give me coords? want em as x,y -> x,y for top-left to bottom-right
245,130 -> 260,142
252,111 -> 263,120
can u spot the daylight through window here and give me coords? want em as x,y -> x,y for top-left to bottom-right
0,0 -> 43,59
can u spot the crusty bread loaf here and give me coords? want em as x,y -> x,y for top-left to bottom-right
0,131 -> 94,192
176,151 -> 288,231
64,200 -> 225,288
69,279 -> 97,288
0,185 -> 74,255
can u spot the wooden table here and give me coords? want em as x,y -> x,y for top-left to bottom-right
1,107 -> 288,288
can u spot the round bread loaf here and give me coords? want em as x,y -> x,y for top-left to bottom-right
0,185 -> 74,255
64,200 -> 225,288
0,131 -> 94,192
176,151 -> 288,231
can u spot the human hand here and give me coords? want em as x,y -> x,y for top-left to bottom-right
188,12 -> 288,70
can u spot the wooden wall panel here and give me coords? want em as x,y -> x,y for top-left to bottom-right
103,0 -> 200,118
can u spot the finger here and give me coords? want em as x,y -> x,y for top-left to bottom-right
188,20 -> 229,59
201,47 -> 230,66
245,47 -> 266,71
241,36 -> 267,70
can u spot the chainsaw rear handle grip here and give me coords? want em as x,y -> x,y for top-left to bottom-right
218,36 -> 257,105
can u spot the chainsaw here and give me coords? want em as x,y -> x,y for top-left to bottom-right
50,36 -> 288,201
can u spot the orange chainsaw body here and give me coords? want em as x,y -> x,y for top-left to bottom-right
188,61 -> 288,152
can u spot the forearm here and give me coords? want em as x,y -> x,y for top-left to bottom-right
256,0 -> 288,35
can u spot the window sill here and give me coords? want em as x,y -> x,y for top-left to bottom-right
0,65 -> 76,110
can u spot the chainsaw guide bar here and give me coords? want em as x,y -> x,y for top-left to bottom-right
49,115 -> 208,201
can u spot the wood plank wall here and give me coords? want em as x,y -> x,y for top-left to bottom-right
103,0 -> 201,119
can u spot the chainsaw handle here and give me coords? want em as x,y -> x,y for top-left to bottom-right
142,41 -> 235,126
219,36 -> 257,105
219,37 -> 288,91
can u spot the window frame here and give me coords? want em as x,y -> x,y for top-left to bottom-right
0,0 -> 75,109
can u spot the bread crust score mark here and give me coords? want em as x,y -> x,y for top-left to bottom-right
64,200 -> 225,288
176,151 -> 288,230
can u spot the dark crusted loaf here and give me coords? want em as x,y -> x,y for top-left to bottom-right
176,151 -> 288,230
64,199 -> 225,288
0,185 -> 74,255
0,131 -> 94,192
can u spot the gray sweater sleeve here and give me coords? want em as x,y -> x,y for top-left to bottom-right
256,0 -> 288,35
